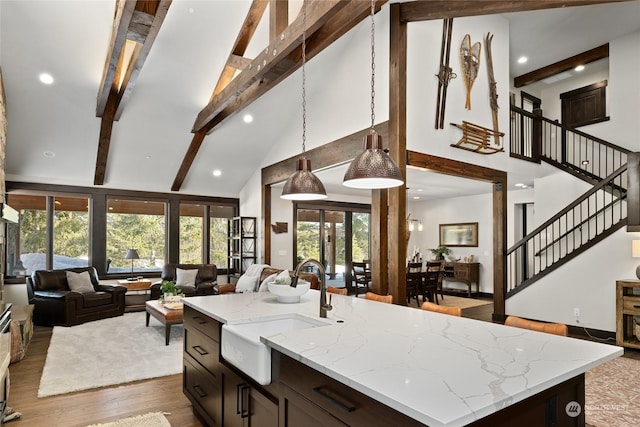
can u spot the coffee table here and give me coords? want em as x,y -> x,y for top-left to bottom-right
118,279 -> 152,311
145,300 -> 183,345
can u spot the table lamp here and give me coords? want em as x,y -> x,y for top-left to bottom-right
633,240 -> 640,279
124,249 -> 139,281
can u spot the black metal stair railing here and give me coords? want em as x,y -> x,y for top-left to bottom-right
510,106 -> 630,182
506,164 -> 627,296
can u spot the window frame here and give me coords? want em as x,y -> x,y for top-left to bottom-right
5,182 -> 238,281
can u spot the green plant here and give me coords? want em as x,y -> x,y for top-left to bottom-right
160,280 -> 183,296
430,245 -> 451,259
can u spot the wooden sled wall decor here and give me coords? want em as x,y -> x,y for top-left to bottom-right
450,121 -> 504,155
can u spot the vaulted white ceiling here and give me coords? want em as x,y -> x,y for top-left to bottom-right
2,0 -> 639,199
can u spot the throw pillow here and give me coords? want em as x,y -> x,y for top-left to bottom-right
66,270 -> 95,293
274,269 -> 291,285
258,273 -> 278,292
235,274 -> 259,293
176,268 -> 198,287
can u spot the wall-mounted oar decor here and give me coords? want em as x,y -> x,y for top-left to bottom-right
460,34 -> 481,110
434,18 -> 456,129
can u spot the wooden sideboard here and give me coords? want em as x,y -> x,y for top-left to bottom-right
443,262 -> 480,297
616,279 -> 640,350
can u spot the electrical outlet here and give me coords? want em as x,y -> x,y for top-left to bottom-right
573,308 -> 580,317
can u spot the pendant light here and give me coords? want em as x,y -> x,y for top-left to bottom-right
281,2 -> 327,200
343,0 -> 403,189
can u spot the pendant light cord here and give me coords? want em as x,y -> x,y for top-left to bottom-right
370,0 -> 376,131
301,1 -> 307,153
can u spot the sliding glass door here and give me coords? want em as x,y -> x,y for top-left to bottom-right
294,202 -> 369,293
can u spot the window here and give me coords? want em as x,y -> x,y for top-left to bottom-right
6,194 -> 46,275
180,203 -> 203,264
6,194 -> 90,276
210,205 -> 234,268
106,198 -> 166,275
53,196 -> 90,269
5,182 -> 239,278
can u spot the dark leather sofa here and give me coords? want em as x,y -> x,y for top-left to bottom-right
150,264 -> 218,300
27,266 -> 127,327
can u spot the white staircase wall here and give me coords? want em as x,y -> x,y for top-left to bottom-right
506,172 -> 637,332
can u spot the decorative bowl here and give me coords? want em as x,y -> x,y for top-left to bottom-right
267,281 -> 310,303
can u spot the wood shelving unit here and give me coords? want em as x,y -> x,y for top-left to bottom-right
616,279 -> 640,349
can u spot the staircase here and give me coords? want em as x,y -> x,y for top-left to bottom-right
506,106 -> 631,296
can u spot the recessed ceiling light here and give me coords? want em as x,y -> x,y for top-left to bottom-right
39,73 -> 54,85
417,188 -> 423,192
575,65 -> 585,72
243,114 -> 253,123
145,155 -> 152,160
43,151 -> 56,158
517,56 -> 528,64
412,196 -> 420,200
212,170 -> 222,177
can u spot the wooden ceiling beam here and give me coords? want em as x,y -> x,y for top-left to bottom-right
94,0 -> 172,185
399,0 -> 630,22
192,0 -> 353,134
172,0 -> 386,191
514,43 -> 609,87
270,0 -> 289,42
212,0 -> 269,98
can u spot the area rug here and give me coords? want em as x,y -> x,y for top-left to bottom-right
39,312 -> 182,397
85,412 -> 171,427
585,356 -> 640,427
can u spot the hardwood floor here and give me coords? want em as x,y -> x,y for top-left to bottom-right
9,326 -> 205,427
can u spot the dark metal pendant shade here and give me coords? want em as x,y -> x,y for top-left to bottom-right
281,158 -> 328,200
343,131 -> 403,189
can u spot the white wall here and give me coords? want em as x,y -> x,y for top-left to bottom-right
503,31 -> 640,332
237,7 -> 639,332
408,192 -> 493,294
506,171 -> 639,332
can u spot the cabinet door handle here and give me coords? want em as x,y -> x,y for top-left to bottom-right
240,384 -> 250,418
192,316 -> 208,325
634,305 -> 640,309
193,385 -> 207,398
237,383 -> 250,418
192,345 -> 209,356
313,386 -> 356,413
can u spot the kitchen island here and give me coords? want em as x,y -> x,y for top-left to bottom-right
183,290 -> 621,426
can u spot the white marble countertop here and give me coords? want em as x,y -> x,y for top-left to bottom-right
185,290 -> 622,427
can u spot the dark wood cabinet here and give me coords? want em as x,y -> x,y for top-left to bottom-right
278,354 -> 424,427
444,262 -> 480,297
222,365 -> 278,427
184,305 -> 277,427
280,383 -> 349,427
183,305 -> 222,426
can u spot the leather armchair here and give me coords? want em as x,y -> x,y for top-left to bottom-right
150,264 -> 217,300
27,266 -> 127,327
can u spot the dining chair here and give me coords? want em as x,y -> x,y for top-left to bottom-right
364,292 -> 393,304
406,262 -> 422,305
327,286 -> 347,296
352,261 -> 371,297
426,260 -> 445,301
421,301 -> 461,317
421,267 -> 440,304
504,315 -> 568,336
